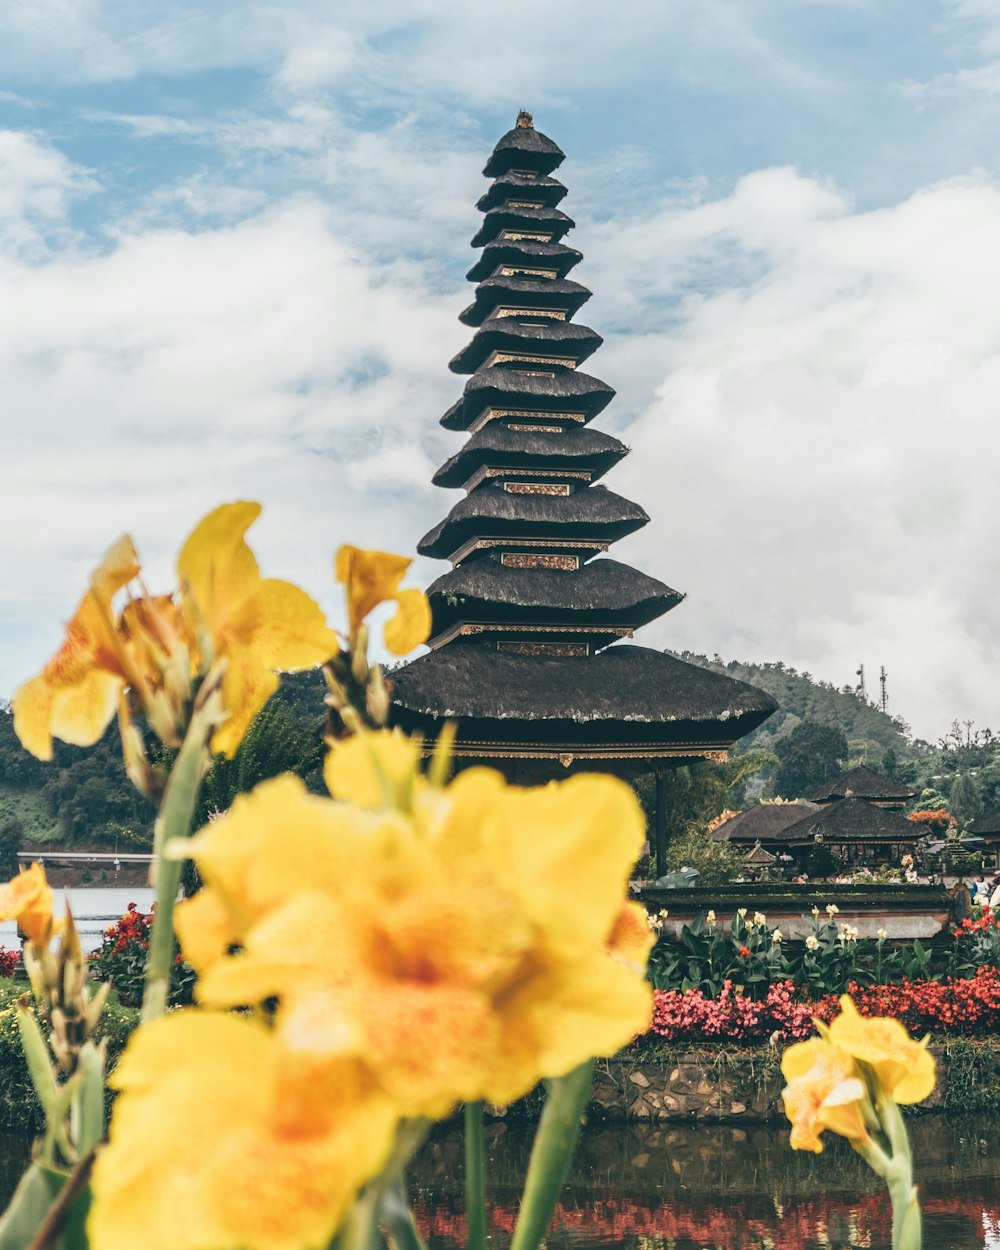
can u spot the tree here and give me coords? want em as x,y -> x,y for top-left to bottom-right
773,721 -> 849,798
662,828 -> 743,887
949,773 -> 984,830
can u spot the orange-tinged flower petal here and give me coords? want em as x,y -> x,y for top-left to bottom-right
383,587 -> 431,656
782,1039 -> 869,1153
608,901 -> 655,969
335,546 -> 410,632
828,996 -> 936,1104
0,864 -> 58,947
12,536 -> 139,760
89,1012 -> 399,1250
324,729 -> 424,809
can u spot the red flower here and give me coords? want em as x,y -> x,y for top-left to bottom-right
738,945 -> 751,958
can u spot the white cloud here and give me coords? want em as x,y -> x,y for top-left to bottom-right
590,167 -> 1000,738
0,130 -> 96,255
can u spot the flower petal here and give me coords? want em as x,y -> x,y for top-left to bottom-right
383,588 -> 431,655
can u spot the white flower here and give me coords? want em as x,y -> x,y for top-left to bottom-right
753,912 -> 767,928
811,906 -> 820,919
826,903 -> 840,917
737,907 -> 748,919
771,928 -> 783,943
877,927 -> 888,940
805,935 -> 819,951
706,910 -> 717,926
657,908 -> 669,920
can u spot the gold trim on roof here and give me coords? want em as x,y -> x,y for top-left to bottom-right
462,466 -> 590,491
449,536 -> 609,565
428,622 -> 632,649
485,351 -> 577,369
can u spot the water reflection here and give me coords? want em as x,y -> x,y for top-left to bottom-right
410,1117 -> 1000,1249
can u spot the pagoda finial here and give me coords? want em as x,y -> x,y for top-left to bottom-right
516,110 -> 534,129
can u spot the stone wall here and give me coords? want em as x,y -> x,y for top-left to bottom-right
587,1047 -> 947,1121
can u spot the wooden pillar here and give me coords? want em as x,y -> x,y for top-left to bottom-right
655,770 -> 667,879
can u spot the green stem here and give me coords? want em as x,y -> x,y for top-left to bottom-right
380,1179 -> 430,1250
141,710 -> 211,1022
510,1059 -> 595,1250
464,1102 -> 487,1250
881,1097 -> 922,1250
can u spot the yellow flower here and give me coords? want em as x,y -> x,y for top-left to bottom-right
0,863 -> 59,947
14,503 -> 338,762
334,545 -> 430,655
88,1012 -> 399,1250
179,503 -> 338,756
323,728 -> 425,810
828,995 -> 936,1104
13,537 -> 140,760
781,1036 -> 869,1153
176,764 -> 652,1118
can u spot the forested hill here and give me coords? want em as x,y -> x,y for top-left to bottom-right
673,652 -> 917,758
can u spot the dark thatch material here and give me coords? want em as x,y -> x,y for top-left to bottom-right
471,206 -> 575,249
710,801 -> 823,844
417,485 -> 649,559
776,797 -> 922,845
968,804 -> 1000,837
483,126 -> 564,178
441,367 -> 614,431
426,558 -> 682,631
432,426 -> 628,488
476,173 -> 568,213
467,240 -> 582,283
390,644 -> 778,743
808,767 -> 915,804
744,843 -> 776,866
448,318 -> 602,375
459,276 -> 591,327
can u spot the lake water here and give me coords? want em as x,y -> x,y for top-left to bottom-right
409,1116 -> 1000,1249
0,1112 -> 996,1246
0,888 -> 155,954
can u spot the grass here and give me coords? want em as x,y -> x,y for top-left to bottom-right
0,785 -> 60,843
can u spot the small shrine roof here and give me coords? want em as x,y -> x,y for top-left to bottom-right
807,766 -> 915,804
426,558 -> 682,631
441,367 -> 615,430
431,425 -> 628,488
776,797 -> 922,844
744,842 -> 777,866
459,276 -> 591,327
448,317 -> 603,374
476,173 -> 568,213
710,800 -> 823,843
417,485 -> 649,559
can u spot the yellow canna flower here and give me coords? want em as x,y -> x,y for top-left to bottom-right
178,503 -> 339,756
13,536 -> 140,760
323,727 -> 425,810
176,763 -> 652,1119
781,1036 -> 869,1153
88,1012 -> 399,1250
0,863 -> 60,948
828,995 -> 936,1104
334,545 -> 430,655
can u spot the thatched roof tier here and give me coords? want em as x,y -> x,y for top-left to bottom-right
808,767 -> 915,805
459,277 -> 591,327
390,644 -> 778,746
968,804 -> 1000,837
426,559 -> 682,632
471,206 -> 575,249
417,485 -> 649,559
467,240 -> 582,283
432,426 -> 628,489
476,173 -> 568,213
777,797 -> 922,845
440,367 -> 614,431
448,318 -> 602,375
711,801 -> 823,844
744,843 -> 776,866
482,125 -> 564,178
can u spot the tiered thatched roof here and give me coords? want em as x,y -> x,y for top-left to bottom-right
808,766 -> 914,806
390,115 -> 775,773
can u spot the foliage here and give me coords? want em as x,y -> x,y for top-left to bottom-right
660,830 -> 744,887
89,904 -> 195,1008
773,720 -> 849,798
948,772 -> 983,829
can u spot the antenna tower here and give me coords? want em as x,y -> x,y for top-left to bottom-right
880,666 -> 888,714
856,663 -> 867,702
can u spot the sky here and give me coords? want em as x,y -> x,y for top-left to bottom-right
2,0 -> 1000,744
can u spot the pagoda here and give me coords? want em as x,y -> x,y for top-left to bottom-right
390,113 -> 776,865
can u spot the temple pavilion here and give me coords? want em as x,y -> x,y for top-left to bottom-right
390,114 -> 776,867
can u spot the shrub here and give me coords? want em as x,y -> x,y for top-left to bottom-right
89,903 -> 195,1007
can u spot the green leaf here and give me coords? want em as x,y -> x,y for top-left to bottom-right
16,1009 -> 57,1118
0,1162 -> 90,1250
